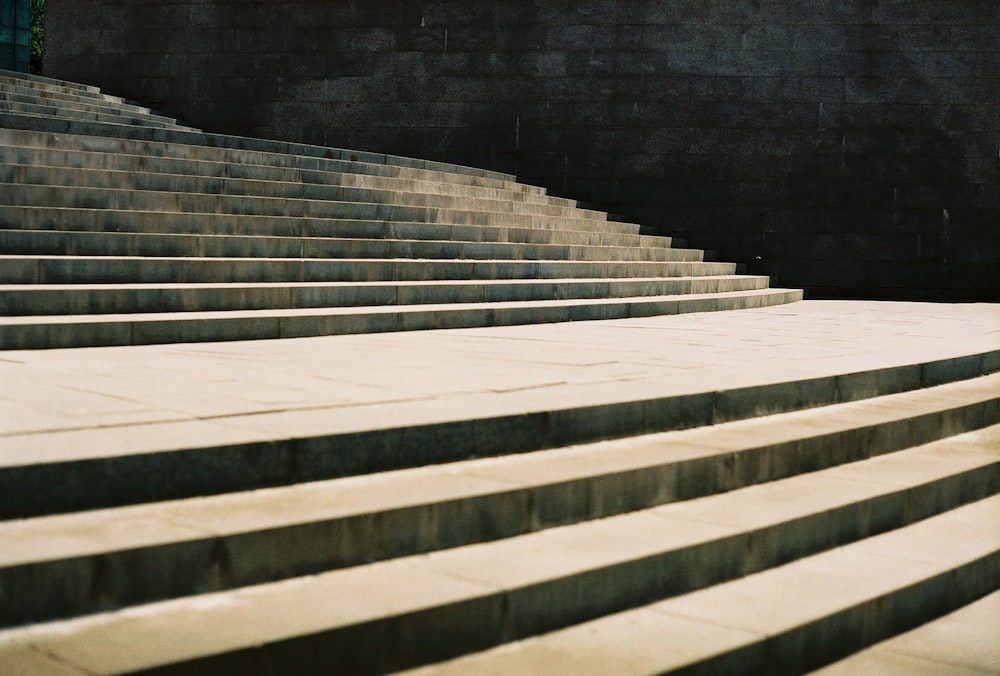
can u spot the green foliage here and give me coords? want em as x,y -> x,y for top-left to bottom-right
30,0 -> 44,74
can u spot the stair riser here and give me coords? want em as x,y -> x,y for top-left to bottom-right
0,215 -> 666,250
684,556 -> 1000,675
0,82 -> 141,110
0,89 -> 177,124
0,116 -> 523,188
0,289 -> 803,350
0,71 -> 106,97
0,232 -> 680,267
1,185 -> 640,234
1,278 -> 769,316
0,101 -> 181,129
0,157 -> 586,213
0,349 -> 989,519
2,397 -> 993,628
39,472 -> 995,675
0,167 -> 602,221
0,258 -> 719,285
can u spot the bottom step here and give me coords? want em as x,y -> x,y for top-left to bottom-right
814,590 -> 1000,675
408,495 -> 999,676
0,288 -> 802,349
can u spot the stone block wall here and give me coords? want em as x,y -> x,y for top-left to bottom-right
44,0 -> 1000,299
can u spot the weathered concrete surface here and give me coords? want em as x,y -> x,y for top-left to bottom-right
2,300 -> 997,455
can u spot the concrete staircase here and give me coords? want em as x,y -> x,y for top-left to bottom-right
0,69 -> 801,349
0,71 -> 997,675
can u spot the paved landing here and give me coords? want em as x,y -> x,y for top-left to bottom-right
2,301 -> 998,456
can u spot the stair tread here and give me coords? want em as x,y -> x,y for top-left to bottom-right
0,344 -> 988,518
812,590 -> 1000,675
0,112 -> 518,184
0,158 -> 580,208
0,288 -> 799,323
2,374 -> 995,569
399,495 -> 1000,676
0,275 -> 750,291
0,438 -> 995,674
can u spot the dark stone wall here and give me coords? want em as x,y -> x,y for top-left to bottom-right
44,0 -> 1000,300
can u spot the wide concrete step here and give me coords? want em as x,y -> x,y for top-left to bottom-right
0,69 -> 106,98
0,288 -> 803,350
0,163 -> 606,222
0,211 -> 673,250
1,372 -> 995,628
0,230 -> 684,266
1,348 -> 990,518
0,100 -> 188,130
0,111 -> 523,188
0,434 -> 995,674
405,494 -> 999,676
813,589 -> 1000,675
0,276 -> 769,316
0,184 -> 638,236
0,79 -> 169,115
0,149 -> 586,213
0,88 -> 182,126
0,255 -> 725,285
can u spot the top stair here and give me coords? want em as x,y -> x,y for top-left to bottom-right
0,71 -> 801,350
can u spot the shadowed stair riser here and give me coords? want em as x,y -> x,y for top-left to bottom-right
1,376 -> 996,628
0,113 -> 521,185
400,498 -> 999,676
1,457 -> 996,675
0,289 -> 803,350
0,86 -> 180,120
0,277 -> 770,316
0,71 -> 104,97
0,164 -> 602,219
0,93 -> 181,127
0,231 -> 687,264
0,216 -> 674,250
1,350 -> 993,519
0,257 -> 726,285
0,149 -> 582,211
0,101 -> 185,129
0,184 -> 638,234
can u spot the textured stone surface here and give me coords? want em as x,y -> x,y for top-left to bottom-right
42,0 -> 1000,300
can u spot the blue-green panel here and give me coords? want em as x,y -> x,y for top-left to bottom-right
0,0 -> 28,72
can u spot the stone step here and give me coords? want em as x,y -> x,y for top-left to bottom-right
0,87 -> 181,125
0,287 -> 803,350
0,69 -> 105,97
0,111 -> 521,187
1,348 -> 990,519
0,129 -> 549,203
0,276 -> 769,316
0,183 -> 638,235
403,494 -> 999,676
0,163 -> 606,221
0,210 -> 673,250
0,433 -> 994,674
0,230 -> 683,266
0,255 -> 723,285
1,373 -> 995,628
0,99 -> 187,129
813,589 -> 1000,675
0,149 -> 584,212
0,80 -> 167,118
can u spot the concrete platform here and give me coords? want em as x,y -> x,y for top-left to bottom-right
3,300 -> 995,447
